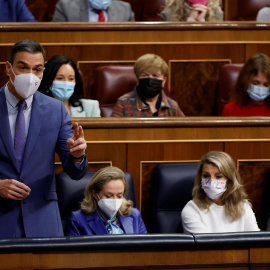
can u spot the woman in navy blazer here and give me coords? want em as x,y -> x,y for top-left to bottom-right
65,166 -> 147,235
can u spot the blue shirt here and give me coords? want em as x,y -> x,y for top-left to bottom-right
88,1 -> 108,22
5,84 -> 33,143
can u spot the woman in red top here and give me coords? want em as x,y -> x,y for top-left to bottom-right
222,53 -> 270,116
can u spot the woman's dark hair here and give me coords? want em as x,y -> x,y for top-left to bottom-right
231,53 -> 270,107
39,55 -> 84,111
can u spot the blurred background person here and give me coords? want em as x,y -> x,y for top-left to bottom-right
39,55 -> 100,117
111,53 -> 185,117
53,0 -> 135,22
160,0 -> 223,22
256,7 -> 270,21
181,151 -> 260,234
222,53 -> 270,116
0,0 -> 36,22
65,166 -> 147,235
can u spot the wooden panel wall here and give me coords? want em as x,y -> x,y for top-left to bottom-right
0,247 -> 252,270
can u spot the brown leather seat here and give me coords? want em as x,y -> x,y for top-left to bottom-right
92,65 -> 137,117
236,0 -> 269,20
142,0 -> 166,21
217,64 -> 244,115
121,0 -> 144,21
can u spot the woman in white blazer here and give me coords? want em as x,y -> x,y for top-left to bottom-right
39,55 -> 100,117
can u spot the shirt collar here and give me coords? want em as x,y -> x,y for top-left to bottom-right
4,83 -> 33,109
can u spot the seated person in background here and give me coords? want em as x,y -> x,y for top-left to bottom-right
0,0 -> 36,22
222,53 -> 270,116
160,0 -> 223,22
39,55 -> 100,117
111,54 -> 185,117
256,7 -> 270,21
181,151 -> 260,234
52,0 -> 135,22
65,166 -> 147,235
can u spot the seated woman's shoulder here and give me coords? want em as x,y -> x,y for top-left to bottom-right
80,98 -> 99,105
130,207 -> 142,216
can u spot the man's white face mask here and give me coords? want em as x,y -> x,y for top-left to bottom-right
10,64 -> 41,99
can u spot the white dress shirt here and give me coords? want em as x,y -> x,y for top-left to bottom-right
182,200 -> 260,234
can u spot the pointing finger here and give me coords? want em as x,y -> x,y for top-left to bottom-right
78,125 -> 84,139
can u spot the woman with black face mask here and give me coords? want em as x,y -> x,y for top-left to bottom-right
111,54 -> 185,117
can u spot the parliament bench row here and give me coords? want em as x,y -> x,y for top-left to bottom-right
1,232 -> 270,270
85,63 -> 243,117
25,0 -> 270,22
56,162 -> 270,234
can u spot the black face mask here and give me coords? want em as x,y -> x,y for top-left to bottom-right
136,78 -> 163,99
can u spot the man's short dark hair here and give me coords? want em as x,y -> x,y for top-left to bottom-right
9,39 -> 46,64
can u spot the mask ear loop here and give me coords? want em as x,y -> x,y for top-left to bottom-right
8,62 -> 16,86
93,192 -> 100,202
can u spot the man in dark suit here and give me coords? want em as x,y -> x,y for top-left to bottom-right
52,0 -> 135,22
0,39 -> 88,238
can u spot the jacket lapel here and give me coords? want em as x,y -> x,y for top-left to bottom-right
21,93 -> 43,171
0,86 -> 19,171
81,0 -> 89,22
107,5 -> 114,22
86,212 -> 108,235
119,215 -> 134,234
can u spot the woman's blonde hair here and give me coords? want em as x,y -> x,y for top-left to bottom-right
162,0 -> 222,21
193,151 -> 249,221
81,166 -> 133,216
134,54 -> 168,79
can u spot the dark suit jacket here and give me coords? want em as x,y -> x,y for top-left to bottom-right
0,86 -> 88,238
0,0 -> 36,22
65,208 -> 147,235
52,0 -> 135,22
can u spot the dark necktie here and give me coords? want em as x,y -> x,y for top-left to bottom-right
14,100 -> 26,170
98,10 -> 106,22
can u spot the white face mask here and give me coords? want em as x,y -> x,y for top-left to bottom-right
10,65 -> 41,99
201,179 -> 227,200
97,194 -> 123,219
247,84 -> 270,102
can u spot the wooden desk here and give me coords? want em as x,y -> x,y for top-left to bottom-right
1,233 -> 270,270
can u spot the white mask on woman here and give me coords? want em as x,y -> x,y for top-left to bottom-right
247,84 -> 270,102
201,179 -> 227,200
97,194 -> 123,219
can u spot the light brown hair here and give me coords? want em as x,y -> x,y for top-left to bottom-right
162,0 -> 222,21
134,54 -> 168,79
81,166 -> 133,216
193,151 -> 249,221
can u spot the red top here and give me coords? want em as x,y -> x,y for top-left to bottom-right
222,101 -> 270,116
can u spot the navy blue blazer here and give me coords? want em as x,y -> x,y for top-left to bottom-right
0,86 -> 88,238
65,208 -> 147,235
1,0 -> 36,22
